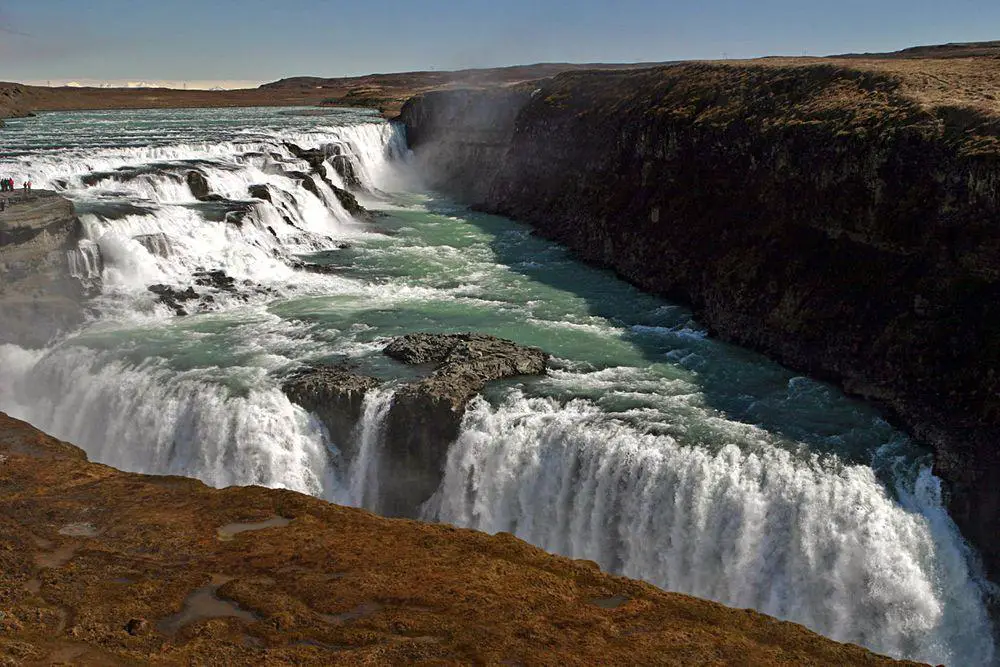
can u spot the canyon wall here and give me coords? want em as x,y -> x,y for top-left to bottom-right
399,62 -> 1000,578
0,190 -> 88,347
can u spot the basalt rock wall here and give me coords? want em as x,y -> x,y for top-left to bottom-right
0,190 -> 88,347
399,63 -> 1000,579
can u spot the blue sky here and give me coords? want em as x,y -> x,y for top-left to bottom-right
2,0 -> 999,86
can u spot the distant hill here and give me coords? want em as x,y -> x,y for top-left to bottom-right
259,62 -> 672,90
835,40 -> 1000,59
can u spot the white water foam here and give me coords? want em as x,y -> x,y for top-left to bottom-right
427,391 -> 994,665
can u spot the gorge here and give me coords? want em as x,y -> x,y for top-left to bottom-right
1,51 -> 999,665
399,57 -> 1000,588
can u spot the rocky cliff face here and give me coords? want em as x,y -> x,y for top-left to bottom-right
399,62 -> 1000,579
0,190 -> 89,347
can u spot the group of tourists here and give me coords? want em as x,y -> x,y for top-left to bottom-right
0,178 -> 29,192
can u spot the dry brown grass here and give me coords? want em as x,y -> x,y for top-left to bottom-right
0,412 -> 913,665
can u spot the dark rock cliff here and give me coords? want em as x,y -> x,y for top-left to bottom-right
399,63 -> 1000,579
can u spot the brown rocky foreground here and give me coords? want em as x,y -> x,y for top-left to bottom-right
0,412 -> 909,666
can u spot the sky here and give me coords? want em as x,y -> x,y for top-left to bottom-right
2,0 -> 999,88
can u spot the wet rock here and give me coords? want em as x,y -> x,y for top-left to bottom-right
331,185 -> 374,222
148,284 -> 198,316
225,209 -> 249,227
248,184 -> 272,203
125,618 -> 148,636
186,170 -> 211,201
380,333 -> 547,515
296,263 -> 344,275
285,170 -> 321,199
284,143 -> 375,221
193,270 -> 237,291
282,365 -> 381,454
285,143 -> 328,174
331,154 -> 364,191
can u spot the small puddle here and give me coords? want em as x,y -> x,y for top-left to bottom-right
35,543 -> 78,569
44,644 -> 88,664
589,595 -> 629,609
217,516 -> 291,541
58,522 -> 99,538
320,601 -> 383,625
156,575 -> 257,634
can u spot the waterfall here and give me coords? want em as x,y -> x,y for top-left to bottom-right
1,108 -> 993,665
428,391 -> 994,666
340,387 -> 397,509
0,344 -> 339,498
7,118 -> 412,321
67,240 -> 103,280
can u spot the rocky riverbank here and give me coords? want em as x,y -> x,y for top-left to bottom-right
0,411 -> 911,665
0,190 -> 88,347
398,53 -> 1000,580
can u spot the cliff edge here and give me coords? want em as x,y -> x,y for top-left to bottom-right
0,412 -> 907,665
0,189 -> 88,347
399,57 -> 1000,579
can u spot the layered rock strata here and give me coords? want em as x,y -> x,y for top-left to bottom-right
0,190 -> 87,347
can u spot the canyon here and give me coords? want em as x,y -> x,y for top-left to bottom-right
399,49 -> 1000,583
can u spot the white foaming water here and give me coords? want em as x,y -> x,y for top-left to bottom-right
4,110 -> 408,324
339,387 -> 397,509
427,391 -> 993,665
1,345 -> 336,497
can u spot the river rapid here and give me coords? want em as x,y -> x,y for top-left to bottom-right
0,107 -> 994,664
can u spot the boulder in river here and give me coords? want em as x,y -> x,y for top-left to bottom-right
186,170 -> 211,201
281,364 -> 381,455
248,184 -> 272,202
148,284 -> 198,316
380,333 -> 548,516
